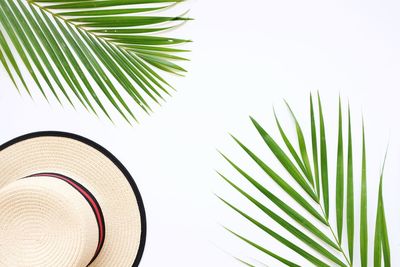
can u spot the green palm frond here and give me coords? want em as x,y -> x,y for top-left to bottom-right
218,93 -> 391,266
0,0 -> 190,122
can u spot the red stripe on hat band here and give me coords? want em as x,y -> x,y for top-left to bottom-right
26,173 -> 105,266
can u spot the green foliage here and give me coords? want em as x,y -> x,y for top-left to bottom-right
0,0 -> 190,122
219,93 -> 391,266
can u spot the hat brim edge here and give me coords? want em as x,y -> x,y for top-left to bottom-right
0,131 -> 147,267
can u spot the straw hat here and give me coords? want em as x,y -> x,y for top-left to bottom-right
0,132 -> 146,267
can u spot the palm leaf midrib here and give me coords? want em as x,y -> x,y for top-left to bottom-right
277,97 -> 353,266
0,0 -> 190,123
26,1 -> 181,61
315,191 -> 352,267
292,120 -> 352,267
274,113 -> 353,267
266,135 -> 353,267
222,141 -> 352,267
253,114 -> 352,266
220,94 -> 390,267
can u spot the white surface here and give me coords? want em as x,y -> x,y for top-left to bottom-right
1,0 -> 400,266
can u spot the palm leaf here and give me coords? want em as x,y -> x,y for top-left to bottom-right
346,104 -> 355,263
318,93 -> 330,219
0,0 -> 190,122
373,149 -> 391,267
310,94 -> 320,198
218,93 -> 391,266
360,122 -> 368,267
335,98 -> 344,244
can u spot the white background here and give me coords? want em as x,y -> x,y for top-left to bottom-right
1,0 -> 400,266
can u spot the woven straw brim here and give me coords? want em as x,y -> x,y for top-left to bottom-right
0,132 -> 146,267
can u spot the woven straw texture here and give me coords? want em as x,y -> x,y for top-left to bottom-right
0,135 -> 144,267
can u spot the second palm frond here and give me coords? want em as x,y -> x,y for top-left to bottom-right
218,93 -> 391,266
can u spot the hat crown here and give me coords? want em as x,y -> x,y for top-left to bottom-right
0,175 -> 99,267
